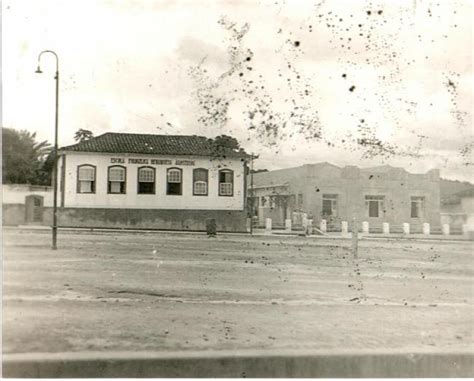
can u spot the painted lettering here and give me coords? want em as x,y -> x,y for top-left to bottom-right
151,159 -> 173,165
175,160 -> 195,165
128,158 -> 149,164
111,158 -> 125,163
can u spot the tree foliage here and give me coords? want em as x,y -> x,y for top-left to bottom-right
74,129 -> 94,142
213,134 -> 240,150
2,127 -> 52,185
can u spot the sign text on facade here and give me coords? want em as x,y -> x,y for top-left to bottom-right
110,158 -> 195,166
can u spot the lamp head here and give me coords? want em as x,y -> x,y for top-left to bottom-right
35,66 -> 43,74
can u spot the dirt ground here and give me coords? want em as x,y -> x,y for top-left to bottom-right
2,228 -> 473,354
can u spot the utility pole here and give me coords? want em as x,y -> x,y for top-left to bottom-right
352,217 -> 358,259
249,153 -> 254,236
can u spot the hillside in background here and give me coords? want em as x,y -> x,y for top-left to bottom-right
440,178 -> 474,199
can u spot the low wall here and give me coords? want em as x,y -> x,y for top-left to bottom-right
2,205 -> 247,232
2,184 -> 53,206
3,349 -> 473,378
2,204 -> 26,226
57,207 -> 247,232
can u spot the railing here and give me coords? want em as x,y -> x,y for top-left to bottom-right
252,217 -> 471,237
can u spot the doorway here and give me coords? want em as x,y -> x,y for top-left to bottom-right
25,195 -> 44,224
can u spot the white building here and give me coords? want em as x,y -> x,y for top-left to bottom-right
55,132 -> 250,232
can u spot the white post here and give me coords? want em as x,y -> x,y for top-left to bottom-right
403,222 -> 410,235
341,221 -> 348,234
285,219 -> 292,232
362,221 -> 369,234
422,223 -> 430,235
442,224 -> 450,235
265,218 -> 272,233
320,219 -> 327,233
307,219 -> 313,236
382,222 -> 390,234
462,224 -> 468,235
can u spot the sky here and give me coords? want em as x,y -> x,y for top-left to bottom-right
2,0 -> 473,181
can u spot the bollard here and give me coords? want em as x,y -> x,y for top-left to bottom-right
206,218 -> 217,237
403,222 -> 410,235
442,224 -> 450,235
422,223 -> 430,235
341,221 -> 348,234
320,219 -> 327,233
265,218 -> 272,233
285,219 -> 292,232
462,224 -> 468,235
382,222 -> 390,234
306,219 -> 313,236
362,221 -> 369,234
351,218 -> 358,259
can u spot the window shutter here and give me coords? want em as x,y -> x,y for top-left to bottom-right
79,167 -> 94,181
109,167 -> 125,181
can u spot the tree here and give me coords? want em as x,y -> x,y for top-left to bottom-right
208,134 -> 247,160
74,129 -> 94,142
2,127 -> 52,185
213,134 -> 240,150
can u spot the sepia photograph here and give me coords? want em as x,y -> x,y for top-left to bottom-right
2,0 -> 473,377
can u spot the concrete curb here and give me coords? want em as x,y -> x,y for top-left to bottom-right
5,225 -> 473,242
3,349 -> 473,378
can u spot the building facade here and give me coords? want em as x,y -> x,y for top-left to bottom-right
249,163 -> 441,232
441,188 -> 474,231
55,132 -> 250,232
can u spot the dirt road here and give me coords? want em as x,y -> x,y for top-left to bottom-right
3,228 -> 473,354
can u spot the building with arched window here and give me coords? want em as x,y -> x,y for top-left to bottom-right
56,132 -> 250,232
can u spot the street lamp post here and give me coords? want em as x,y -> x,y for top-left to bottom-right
250,153 -> 254,236
35,50 -> 59,250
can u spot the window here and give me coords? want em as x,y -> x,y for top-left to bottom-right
138,167 -> 155,194
193,168 -> 208,196
167,168 -> 182,195
411,196 -> 425,218
297,193 -> 304,210
365,195 -> 385,218
322,194 -> 338,216
108,166 -> 126,194
218,169 -> 233,196
77,165 -> 96,193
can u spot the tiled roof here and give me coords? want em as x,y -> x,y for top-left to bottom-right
60,132 -> 250,158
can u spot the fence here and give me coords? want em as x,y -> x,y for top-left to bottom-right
252,217 -> 471,237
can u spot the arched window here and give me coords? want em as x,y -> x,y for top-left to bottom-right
167,168 -> 182,195
108,165 -> 126,194
193,168 -> 208,196
137,166 -> 155,194
77,165 -> 96,193
218,169 -> 234,196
